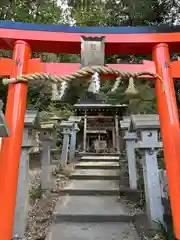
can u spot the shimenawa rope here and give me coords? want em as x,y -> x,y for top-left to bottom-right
2,65 -> 163,86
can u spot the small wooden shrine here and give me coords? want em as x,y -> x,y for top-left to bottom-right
74,95 -> 127,154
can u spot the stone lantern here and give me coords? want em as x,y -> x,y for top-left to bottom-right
39,122 -> 56,189
60,121 -> 73,167
68,116 -> 81,162
13,110 -> 40,239
130,114 -> 163,227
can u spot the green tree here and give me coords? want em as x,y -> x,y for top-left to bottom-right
0,0 -> 70,113
0,0 -> 179,115
0,0 -> 63,23
67,0 -> 171,26
66,0 -> 172,113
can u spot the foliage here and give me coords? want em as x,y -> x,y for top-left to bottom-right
0,0 -> 178,237
27,81 -> 51,111
67,0 -> 171,26
0,0 -> 63,24
162,198 -> 174,239
155,198 -> 175,239
65,0 -> 173,113
0,0 -> 179,114
0,0 -> 73,114
52,164 -> 73,178
29,183 -> 46,200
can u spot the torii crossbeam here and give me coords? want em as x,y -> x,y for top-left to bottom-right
0,20 -> 180,240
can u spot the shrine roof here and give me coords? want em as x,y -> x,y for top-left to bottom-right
74,103 -> 127,115
74,103 -> 127,109
87,130 -> 107,134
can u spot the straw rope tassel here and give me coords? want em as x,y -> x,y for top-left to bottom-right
125,77 -> 140,97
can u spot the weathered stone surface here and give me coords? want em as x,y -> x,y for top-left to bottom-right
81,155 -> 119,161
44,155 -> 140,240
76,161 -> 119,168
53,195 -> 129,216
72,169 -> 118,176
70,169 -> 119,180
64,180 -> 118,191
47,222 -> 139,240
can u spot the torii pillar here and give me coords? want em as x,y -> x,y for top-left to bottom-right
153,43 -> 180,239
0,41 -> 31,240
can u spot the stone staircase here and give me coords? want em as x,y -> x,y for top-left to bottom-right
47,155 -> 143,240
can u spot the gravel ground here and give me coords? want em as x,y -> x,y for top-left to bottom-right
22,167 -> 69,240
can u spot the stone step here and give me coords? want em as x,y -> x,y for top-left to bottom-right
76,161 -> 119,169
79,152 -> 120,156
57,180 -> 140,199
52,195 -> 142,223
70,169 -> 119,180
47,222 -> 140,240
53,213 -> 144,223
81,155 -> 120,162
59,180 -> 119,196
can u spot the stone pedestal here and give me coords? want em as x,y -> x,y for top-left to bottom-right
83,114 -> 87,152
142,148 -> 163,225
112,127 -> 116,149
115,115 -> 120,153
135,124 -> 164,226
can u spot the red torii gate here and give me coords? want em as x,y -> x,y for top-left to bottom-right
0,20 -> 180,239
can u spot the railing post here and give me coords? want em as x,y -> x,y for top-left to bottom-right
69,123 -> 79,162
0,40 -> 31,240
153,43 -> 180,239
60,121 -> 73,166
124,131 -> 138,190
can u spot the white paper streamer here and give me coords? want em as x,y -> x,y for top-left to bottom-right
88,72 -> 100,93
59,81 -> 68,99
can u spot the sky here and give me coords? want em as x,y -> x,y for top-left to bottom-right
57,0 -> 68,9
57,0 -> 75,25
